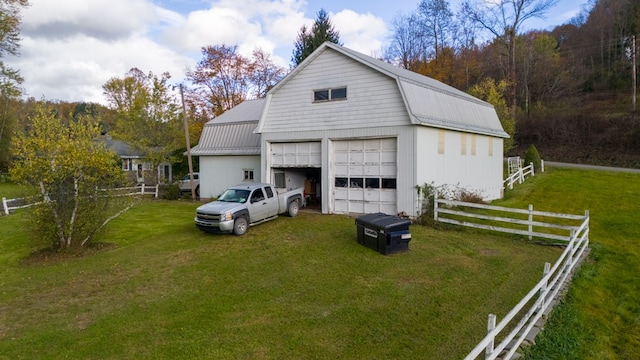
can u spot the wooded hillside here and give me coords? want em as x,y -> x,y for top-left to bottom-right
386,0 -> 640,167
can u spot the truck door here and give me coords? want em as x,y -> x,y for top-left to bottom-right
248,187 -> 278,222
263,186 -> 279,217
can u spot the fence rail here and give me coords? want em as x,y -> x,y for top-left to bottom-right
2,184 -> 158,216
434,198 -> 590,359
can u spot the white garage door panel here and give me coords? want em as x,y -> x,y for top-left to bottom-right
332,138 -> 397,214
271,142 -> 321,167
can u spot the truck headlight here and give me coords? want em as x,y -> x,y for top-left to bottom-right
223,211 -> 233,221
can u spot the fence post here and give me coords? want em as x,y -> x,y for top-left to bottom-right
541,159 -> 545,172
155,184 -> 159,198
518,168 -> 524,184
528,204 -> 534,240
485,314 -> 496,359
540,262 -> 551,309
141,184 -> 145,195
530,162 -> 535,176
433,189 -> 439,222
2,197 -> 8,215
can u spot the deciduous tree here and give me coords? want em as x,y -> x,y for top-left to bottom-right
103,68 -> 183,183
462,0 -> 559,120
9,105 -> 128,250
468,78 -> 516,152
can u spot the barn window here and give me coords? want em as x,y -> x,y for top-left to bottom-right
365,178 -> 380,189
471,134 -> 477,156
335,177 -> 348,187
243,169 -> 254,181
349,178 -> 364,188
314,87 -> 347,102
275,172 -> 285,188
381,178 -> 396,189
461,134 -> 467,155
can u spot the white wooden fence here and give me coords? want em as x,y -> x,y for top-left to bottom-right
1,184 -> 158,216
433,198 -> 589,359
504,158 -> 544,190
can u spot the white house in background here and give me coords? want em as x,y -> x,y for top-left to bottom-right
105,137 -> 172,184
190,99 -> 263,198
255,42 -> 508,217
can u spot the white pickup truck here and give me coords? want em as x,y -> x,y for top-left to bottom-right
194,182 -> 305,235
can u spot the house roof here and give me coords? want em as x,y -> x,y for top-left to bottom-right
190,99 -> 263,156
263,42 -> 508,138
103,136 -> 145,158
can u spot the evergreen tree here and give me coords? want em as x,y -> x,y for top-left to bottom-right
291,9 -> 342,67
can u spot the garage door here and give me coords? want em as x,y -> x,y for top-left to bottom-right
333,138 -> 397,214
270,142 -> 321,167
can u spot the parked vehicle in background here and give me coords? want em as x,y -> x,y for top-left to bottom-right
178,173 -> 199,196
194,182 -> 304,235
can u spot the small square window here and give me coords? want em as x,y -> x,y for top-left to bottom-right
243,170 -> 254,181
314,90 -> 329,101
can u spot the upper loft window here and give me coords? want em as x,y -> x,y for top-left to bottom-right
314,87 -> 347,102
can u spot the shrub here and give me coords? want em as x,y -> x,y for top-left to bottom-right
161,184 -> 182,200
524,144 -> 543,172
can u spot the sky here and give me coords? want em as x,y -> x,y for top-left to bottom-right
6,0 -> 587,104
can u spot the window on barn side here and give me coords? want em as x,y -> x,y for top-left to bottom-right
313,87 -> 347,102
438,130 -> 445,155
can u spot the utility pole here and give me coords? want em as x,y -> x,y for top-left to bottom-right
180,84 -> 196,200
633,35 -> 637,112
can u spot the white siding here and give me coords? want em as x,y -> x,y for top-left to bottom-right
415,126 -> 503,206
199,155 -> 261,198
261,50 -> 411,133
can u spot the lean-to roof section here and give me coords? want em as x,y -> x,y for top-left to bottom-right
190,99 -> 263,156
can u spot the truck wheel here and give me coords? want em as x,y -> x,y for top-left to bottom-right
287,199 -> 299,217
233,216 -> 248,235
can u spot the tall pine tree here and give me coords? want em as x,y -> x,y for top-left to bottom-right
291,9 -> 342,67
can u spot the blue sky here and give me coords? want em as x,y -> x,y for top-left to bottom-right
8,0 -> 586,104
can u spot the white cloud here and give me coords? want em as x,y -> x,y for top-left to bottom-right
332,9 -> 388,58
22,0 -> 158,40
6,0 -> 394,103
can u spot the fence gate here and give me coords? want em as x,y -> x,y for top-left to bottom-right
507,156 -> 522,176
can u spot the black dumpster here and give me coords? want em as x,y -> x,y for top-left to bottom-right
356,213 -> 411,255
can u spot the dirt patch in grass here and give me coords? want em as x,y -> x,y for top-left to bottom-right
21,242 -> 117,266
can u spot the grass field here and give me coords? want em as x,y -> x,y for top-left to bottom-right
0,167 -> 637,359
0,197 -> 561,359
497,167 -> 640,359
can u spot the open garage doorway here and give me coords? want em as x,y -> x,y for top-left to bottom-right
272,167 -> 321,209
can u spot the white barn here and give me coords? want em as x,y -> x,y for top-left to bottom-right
193,43 -> 508,216
255,42 -> 508,216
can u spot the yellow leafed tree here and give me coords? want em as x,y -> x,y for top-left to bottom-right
9,105 -> 129,250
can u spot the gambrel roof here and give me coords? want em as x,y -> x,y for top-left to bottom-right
260,42 -> 508,138
190,99 -> 263,156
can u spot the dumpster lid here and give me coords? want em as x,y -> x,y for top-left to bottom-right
356,212 -> 411,231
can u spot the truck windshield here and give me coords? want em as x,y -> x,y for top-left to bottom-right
217,189 -> 250,203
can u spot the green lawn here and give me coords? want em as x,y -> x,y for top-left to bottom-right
0,167 -> 636,359
498,167 -> 640,359
0,199 -> 561,359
